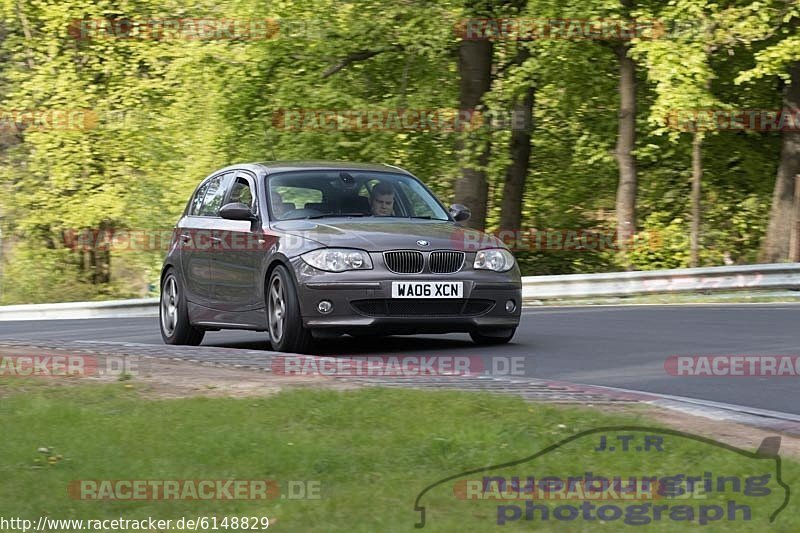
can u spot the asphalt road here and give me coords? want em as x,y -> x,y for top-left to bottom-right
1,303 -> 798,413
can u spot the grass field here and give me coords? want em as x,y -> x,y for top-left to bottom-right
1,379 -> 797,531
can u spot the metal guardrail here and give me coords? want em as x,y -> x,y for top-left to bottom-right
0,263 -> 797,321
0,298 -> 159,321
521,262 -> 800,301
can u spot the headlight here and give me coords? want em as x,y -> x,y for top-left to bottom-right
301,248 -> 373,272
474,248 -> 515,272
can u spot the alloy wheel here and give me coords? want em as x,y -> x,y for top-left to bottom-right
160,276 -> 178,336
268,275 -> 286,343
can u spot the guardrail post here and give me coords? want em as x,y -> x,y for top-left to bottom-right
792,174 -> 800,262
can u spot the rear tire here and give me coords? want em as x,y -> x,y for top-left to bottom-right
470,327 -> 516,345
267,265 -> 314,354
160,269 -> 205,346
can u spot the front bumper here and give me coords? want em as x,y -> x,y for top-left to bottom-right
291,256 -> 522,334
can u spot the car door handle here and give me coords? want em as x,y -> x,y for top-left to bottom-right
210,237 -> 222,244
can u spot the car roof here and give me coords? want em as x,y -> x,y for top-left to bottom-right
253,160 -> 413,175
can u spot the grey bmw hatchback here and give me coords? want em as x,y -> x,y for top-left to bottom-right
160,161 -> 521,353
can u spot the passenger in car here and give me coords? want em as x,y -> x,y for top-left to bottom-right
271,191 -> 291,218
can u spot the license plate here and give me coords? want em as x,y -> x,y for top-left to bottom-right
391,281 -> 463,299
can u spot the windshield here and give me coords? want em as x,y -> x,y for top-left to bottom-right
266,171 -> 450,221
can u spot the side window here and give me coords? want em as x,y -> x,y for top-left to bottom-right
198,172 -> 234,216
190,180 -> 212,216
228,176 -> 254,209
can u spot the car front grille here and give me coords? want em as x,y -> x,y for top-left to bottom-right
351,299 -> 494,317
383,250 -> 465,273
429,251 -> 464,273
384,251 -> 424,274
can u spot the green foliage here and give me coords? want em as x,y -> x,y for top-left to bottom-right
0,0 -> 793,302
627,211 -> 691,270
703,191 -> 770,264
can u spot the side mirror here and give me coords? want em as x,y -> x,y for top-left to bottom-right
220,202 -> 256,221
449,204 -> 471,222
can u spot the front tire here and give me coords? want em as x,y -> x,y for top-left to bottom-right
267,265 -> 314,354
160,269 -> 205,346
470,327 -> 516,345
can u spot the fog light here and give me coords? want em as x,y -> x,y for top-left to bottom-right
505,300 -> 516,313
317,300 -> 333,314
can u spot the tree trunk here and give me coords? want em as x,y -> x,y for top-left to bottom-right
614,44 -> 638,258
760,61 -> 800,263
89,224 -> 112,285
690,132 -> 702,267
500,50 -> 534,234
454,38 -> 493,231
89,249 -> 98,284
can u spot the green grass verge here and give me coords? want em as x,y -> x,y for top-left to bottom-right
0,381 -> 797,531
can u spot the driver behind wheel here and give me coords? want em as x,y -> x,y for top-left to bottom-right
370,181 -> 395,217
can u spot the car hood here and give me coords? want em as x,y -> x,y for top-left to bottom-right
271,219 -> 505,252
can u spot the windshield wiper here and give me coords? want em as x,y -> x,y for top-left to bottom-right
306,213 -> 372,219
